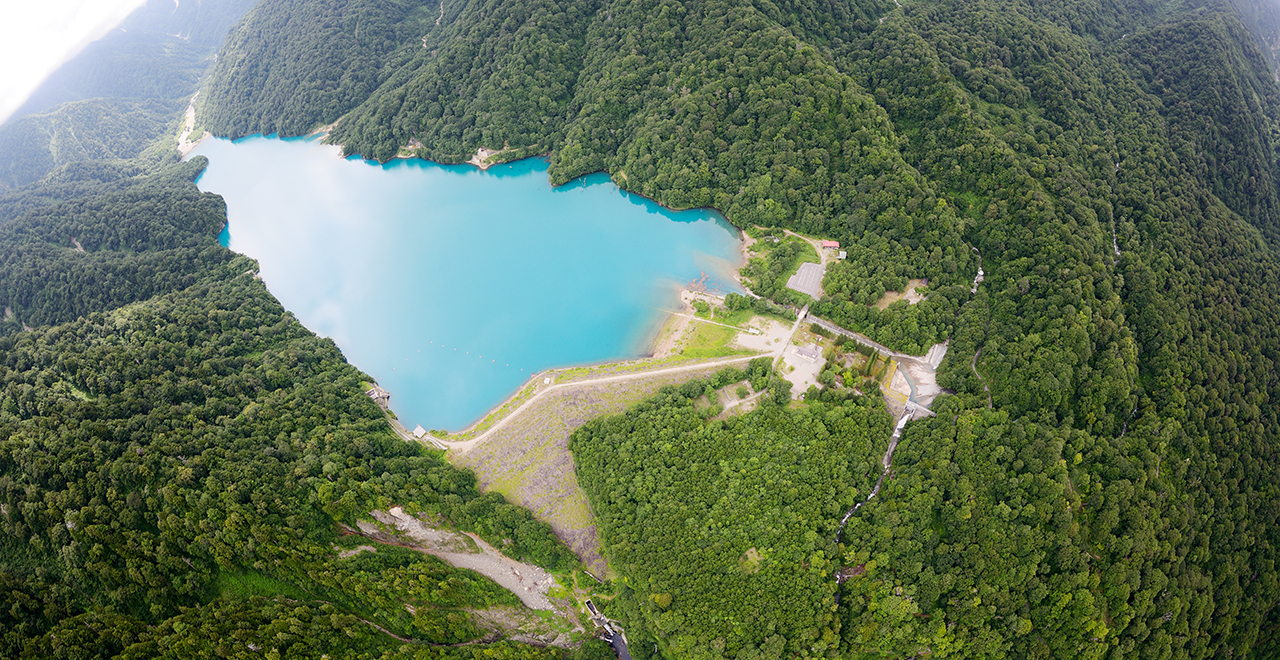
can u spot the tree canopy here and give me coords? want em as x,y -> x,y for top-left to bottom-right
11,0 -> 1280,655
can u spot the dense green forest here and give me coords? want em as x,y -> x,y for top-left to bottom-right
198,0 -> 445,138
0,157 -> 232,333
5,0 -> 1280,654
195,0 -> 1280,655
840,0 -> 1280,654
571,366 -> 890,658
1225,0 -> 1280,75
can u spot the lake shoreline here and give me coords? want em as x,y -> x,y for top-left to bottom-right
290,127 -> 745,232
189,134 -> 745,431
441,296 -> 698,438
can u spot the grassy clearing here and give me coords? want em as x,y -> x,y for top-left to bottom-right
710,307 -> 753,327
552,351 -> 757,384
678,321 -> 752,359
214,570 -> 311,601
794,238 -> 821,264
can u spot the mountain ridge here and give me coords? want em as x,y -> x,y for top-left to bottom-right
0,0 -> 1278,656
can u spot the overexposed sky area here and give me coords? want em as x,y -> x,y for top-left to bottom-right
0,0 -> 148,123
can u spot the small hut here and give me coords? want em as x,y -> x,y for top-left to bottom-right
365,385 -> 391,409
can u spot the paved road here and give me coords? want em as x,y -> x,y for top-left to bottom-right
440,354 -> 767,454
442,306 -> 815,455
808,316 -> 903,360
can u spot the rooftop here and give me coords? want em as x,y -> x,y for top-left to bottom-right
795,344 -> 822,361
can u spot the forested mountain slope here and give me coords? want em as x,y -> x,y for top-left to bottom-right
0,98 -> 181,189
1121,12 -> 1280,245
10,0 -> 257,120
1228,0 -> 1280,74
0,156 -> 232,335
0,0 -> 1264,655
197,0 -> 1280,656
0,150 -> 584,656
0,0 -> 256,189
198,0 -> 444,138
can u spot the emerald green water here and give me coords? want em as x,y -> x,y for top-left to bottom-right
191,135 -> 741,430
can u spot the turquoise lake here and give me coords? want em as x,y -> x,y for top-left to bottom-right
189,135 -> 742,430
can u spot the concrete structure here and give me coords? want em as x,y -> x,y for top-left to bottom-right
795,344 -> 822,362
780,341 -> 825,398
365,385 -> 391,409
785,261 -> 825,299
585,600 -> 632,660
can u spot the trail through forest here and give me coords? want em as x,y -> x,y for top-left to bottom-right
971,346 -> 992,409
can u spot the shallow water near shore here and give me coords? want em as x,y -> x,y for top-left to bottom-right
190,135 -> 741,430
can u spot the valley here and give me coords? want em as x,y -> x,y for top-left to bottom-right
1,0 -> 1280,656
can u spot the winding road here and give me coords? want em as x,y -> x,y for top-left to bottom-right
782,229 -> 830,267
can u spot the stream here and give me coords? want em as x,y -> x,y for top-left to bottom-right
832,242 -> 984,559
835,414 -> 910,543
968,244 -> 985,293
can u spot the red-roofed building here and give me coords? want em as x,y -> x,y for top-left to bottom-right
821,240 -> 840,249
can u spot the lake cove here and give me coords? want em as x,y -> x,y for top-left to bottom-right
190,135 -> 742,430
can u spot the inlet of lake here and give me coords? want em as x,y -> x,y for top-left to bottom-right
189,135 -> 742,431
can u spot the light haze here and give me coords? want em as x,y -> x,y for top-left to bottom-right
0,0 -> 147,123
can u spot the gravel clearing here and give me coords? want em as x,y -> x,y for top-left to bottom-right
365,508 -> 563,612
454,364 -> 743,576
